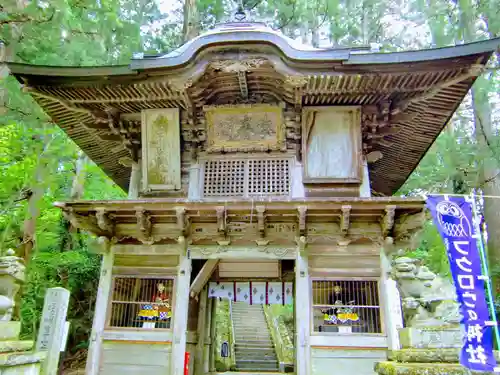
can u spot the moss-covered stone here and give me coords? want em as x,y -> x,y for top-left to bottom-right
0,322 -> 21,341
0,341 -> 33,354
388,349 -> 459,363
0,351 -> 45,367
375,361 -> 468,375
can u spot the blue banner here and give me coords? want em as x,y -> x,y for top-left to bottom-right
427,195 -> 496,372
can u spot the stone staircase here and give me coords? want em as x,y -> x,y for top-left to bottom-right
232,302 -> 280,372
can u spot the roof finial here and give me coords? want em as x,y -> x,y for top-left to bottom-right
234,0 -> 247,22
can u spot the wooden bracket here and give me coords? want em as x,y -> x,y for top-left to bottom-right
382,205 -> 396,238
256,205 -> 266,239
175,207 -> 189,236
135,209 -> 152,243
95,207 -> 115,235
340,205 -> 351,237
216,206 -> 227,236
297,206 -> 307,237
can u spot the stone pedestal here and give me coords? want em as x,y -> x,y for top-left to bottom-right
0,251 -> 45,375
375,327 -> 495,375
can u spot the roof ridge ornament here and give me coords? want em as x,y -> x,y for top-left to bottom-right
234,0 -> 247,22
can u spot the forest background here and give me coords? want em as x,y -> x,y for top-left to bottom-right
1,0 -> 500,370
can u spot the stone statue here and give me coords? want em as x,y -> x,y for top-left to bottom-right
391,254 -> 461,327
0,249 -> 25,321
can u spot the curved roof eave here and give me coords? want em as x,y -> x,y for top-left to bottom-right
130,33 -> 500,71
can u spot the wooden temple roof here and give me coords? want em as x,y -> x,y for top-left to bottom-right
8,23 -> 500,195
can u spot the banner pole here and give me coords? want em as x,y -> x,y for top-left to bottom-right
470,193 -> 500,347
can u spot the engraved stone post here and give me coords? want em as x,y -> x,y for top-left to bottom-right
35,287 -> 70,375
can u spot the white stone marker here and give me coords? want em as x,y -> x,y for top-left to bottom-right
385,278 -> 403,350
35,287 -> 70,375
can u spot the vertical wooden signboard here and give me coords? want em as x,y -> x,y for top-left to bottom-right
141,108 -> 181,192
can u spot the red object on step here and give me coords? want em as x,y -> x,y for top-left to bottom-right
184,352 -> 190,375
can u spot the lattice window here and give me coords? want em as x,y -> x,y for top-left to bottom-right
202,157 -> 291,198
312,280 -> 381,334
109,277 -> 174,329
204,159 -> 245,197
248,158 -> 290,196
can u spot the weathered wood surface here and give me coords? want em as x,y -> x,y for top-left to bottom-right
141,108 -> 181,192
218,259 -> 280,278
99,341 -> 171,375
171,255 -> 192,375
295,251 -> 311,375
302,106 -> 361,183
55,198 -> 425,248
311,347 -> 386,375
11,32 -> 497,195
86,246 -> 114,375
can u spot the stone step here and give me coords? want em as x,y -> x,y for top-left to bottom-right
388,349 -> 459,363
0,340 -> 34,353
235,342 -> 274,351
375,361 -> 468,375
235,352 -> 278,361
234,333 -> 272,341
236,360 -> 280,371
235,337 -> 273,343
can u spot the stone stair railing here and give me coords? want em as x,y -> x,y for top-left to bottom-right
0,249 -> 46,375
263,304 -> 294,372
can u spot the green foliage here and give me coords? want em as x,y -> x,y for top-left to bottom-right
20,249 -> 100,352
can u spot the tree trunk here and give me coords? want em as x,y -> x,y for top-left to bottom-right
473,83 -> 500,294
20,130 -> 53,261
457,0 -> 500,295
183,0 -> 199,42
60,151 -> 88,251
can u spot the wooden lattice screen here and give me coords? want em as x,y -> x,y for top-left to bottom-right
202,157 -> 291,198
108,277 -> 174,329
311,279 -> 381,334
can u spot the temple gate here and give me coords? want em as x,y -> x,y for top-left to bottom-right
7,20 -> 499,375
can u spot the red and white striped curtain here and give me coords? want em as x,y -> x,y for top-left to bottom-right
208,281 -> 293,305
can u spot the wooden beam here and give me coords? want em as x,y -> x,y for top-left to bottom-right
190,259 -> 219,298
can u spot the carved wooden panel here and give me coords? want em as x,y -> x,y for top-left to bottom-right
141,108 -> 181,191
302,106 -> 362,183
204,104 -> 285,152
202,156 -> 291,198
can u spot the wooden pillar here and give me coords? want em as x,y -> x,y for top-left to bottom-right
204,296 -> 213,374
188,163 -> 201,200
171,254 -> 192,375
209,298 -> 217,372
128,160 -> 141,199
194,287 -> 208,375
360,159 -> 371,197
85,239 -> 114,375
380,242 -> 403,350
295,249 -> 311,375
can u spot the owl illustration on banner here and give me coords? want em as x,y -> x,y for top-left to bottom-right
436,200 -> 471,238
